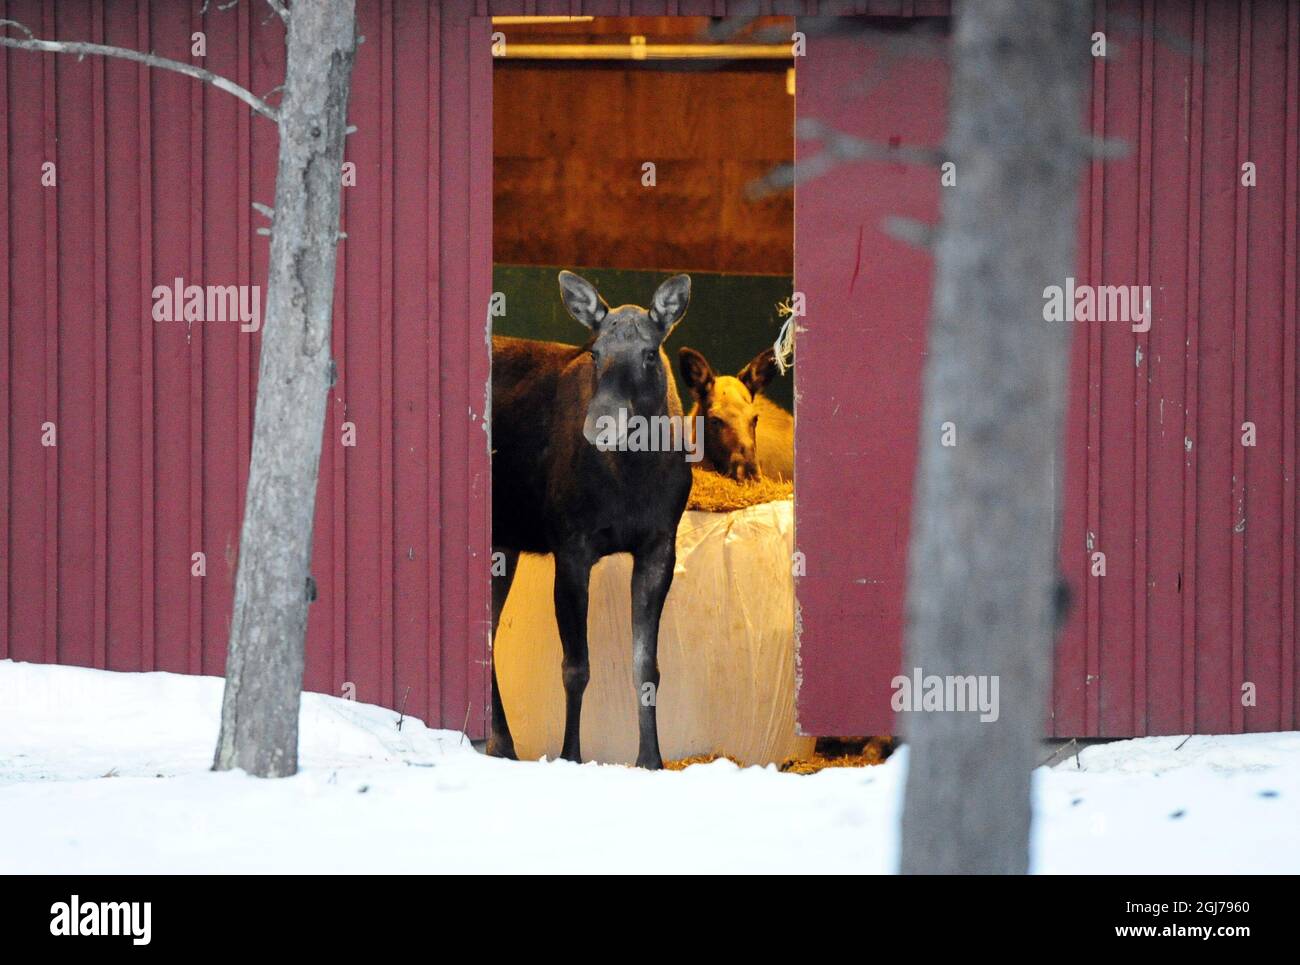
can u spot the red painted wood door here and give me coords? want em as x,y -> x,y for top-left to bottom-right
793,28 -> 948,735
793,2 -> 1300,738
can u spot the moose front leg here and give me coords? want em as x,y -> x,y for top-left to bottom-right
553,550 -> 594,763
487,547 -> 520,760
631,536 -> 676,770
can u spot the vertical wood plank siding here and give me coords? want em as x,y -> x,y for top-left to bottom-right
790,0 -> 1300,735
4,1 -> 1295,737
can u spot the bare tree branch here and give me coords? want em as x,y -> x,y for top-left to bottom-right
749,117 -> 946,199
0,19 -> 279,123
882,216 -> 936,250
705,7 -> 949,60
754,118 -> 1126,200
1106,11 -> 1201,61
802,118 -> 948,165
745,15 -> 949,59
1082,135 -> 1131,160
265,1 -> 290,24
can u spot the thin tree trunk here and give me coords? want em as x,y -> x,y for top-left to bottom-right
214,0 -> 357,778
899,0 -> 1090,873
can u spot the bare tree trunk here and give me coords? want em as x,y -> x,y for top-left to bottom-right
214,0 -> 357,778
899,0 -> 1090,873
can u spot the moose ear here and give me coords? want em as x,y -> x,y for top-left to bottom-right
678,347 -> 714,397
649,274 -> 691,334
558,270 -> 608,330
738,347 -> 779,397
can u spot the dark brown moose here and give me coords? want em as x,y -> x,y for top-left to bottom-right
489,270 -> 693,769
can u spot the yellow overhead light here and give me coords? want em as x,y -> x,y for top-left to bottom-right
497,42 -> 792,61
491,16 -> 596,25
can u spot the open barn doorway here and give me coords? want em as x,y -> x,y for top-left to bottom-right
487,15 -> 803,766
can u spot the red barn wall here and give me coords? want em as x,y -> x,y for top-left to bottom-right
5,0 -> 1296,740
0,0 -> 494,734
794,0 -> 1300,737
1,0 -> 854,737
1054,0 -> 1300,737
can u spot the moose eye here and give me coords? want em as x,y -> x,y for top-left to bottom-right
643,350 -> 656,368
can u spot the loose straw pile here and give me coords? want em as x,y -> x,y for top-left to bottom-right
686,467 -> 793,513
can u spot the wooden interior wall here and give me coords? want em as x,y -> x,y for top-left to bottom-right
493,61 -> 793,274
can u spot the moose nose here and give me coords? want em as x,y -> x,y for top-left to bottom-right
729,454 -> 759,482
583,400 -> 629,449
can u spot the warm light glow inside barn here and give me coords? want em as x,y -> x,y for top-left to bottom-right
487,15 -> 812,766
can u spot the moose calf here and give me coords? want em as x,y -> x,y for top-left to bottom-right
678,346 -> 795,482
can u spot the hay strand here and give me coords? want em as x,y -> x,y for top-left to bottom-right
687,467 -> 793,513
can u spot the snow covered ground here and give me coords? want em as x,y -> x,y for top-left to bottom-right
1,659 -> 1295,873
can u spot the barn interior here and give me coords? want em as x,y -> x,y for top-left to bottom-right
490,15 -> 811,766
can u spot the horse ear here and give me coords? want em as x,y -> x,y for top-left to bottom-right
649,274 -> 691,335
738,347 -> 779,397
678,347 -> 714,398
558,270 -> 608,330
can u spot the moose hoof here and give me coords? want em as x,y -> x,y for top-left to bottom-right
485,736 -> 517,760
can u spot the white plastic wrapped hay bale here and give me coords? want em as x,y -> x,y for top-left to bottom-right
494,498 -> 814,766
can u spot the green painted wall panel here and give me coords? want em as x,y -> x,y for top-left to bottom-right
492,265 -> 795,411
